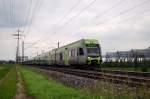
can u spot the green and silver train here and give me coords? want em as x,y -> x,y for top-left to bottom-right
25,39 -> 102,68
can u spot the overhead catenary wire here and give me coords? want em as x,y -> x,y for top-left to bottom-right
53,0 -> 97,34
77,0 -> 124,30
52,0 -> 83,30
24,42 -> 56,57
46,0 -> 123,44
71,7 -> 150,39
12,0 -> 15,27
70,0 -> 150,38
20,0 -> 42,58
22,0 -> 33,33
24,0 -> 150,57
24,38 -> 58,51
9,0 -> 12,26
1,0 -> 8,25
57,0 -> 126,42
95,0 -> 150,26
59,0 -> 150,44
12,0 -> 16,27
21,0 -> 43,44
23,0 -> 44,48
28,0 -> 98,49
25,0 -> 43,35
23,0 -> 84,50
104,7 -> 150,26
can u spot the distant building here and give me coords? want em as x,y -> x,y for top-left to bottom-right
104,47 -> 150,62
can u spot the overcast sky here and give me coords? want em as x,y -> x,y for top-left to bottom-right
0,0 -> 150,60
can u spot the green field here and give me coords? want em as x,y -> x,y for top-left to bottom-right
20,67 -> 150,99
0,64 -> 17,99
20,67 -> 102,99
0,64 -> 14,80
0,64 -> 149,99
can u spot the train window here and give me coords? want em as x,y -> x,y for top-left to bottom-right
60,53 -> 63,61
69,51 -> 71,57
86,44 -> 99,47
79,48 -> 84,55
87,47 -> 100,54
56,54 -> 59,60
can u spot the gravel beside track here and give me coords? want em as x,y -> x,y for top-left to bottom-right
27,65 -> 150,87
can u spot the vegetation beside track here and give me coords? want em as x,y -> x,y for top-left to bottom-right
0,64 -> 14,80
102,61 -> 150,72
20,67 -> 104,99
0,65 -> 17,99
23,66 -> 150,99
0,64 -> 149,99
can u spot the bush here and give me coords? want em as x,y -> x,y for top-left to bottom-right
141,66 -> 148,72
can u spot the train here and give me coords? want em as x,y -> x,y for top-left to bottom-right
24,39 -> 102,69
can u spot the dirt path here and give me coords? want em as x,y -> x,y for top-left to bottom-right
15,67 -> 32,99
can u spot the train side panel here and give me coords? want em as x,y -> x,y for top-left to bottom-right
24,39 -> 102,69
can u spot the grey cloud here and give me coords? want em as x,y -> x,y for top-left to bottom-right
0,0 -> 150,60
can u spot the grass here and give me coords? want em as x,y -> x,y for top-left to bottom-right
20,67 -> 150,99
84,81 -> 150,99
0,65 -> 17,99
0,64 -> 14,80
0,64 -> 148,99
20,67 -> 103,99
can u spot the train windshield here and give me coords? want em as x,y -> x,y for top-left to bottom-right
86,44 -> 100,55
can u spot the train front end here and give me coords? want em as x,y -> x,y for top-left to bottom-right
84,39 -> 102,66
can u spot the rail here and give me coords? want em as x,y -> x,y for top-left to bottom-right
28,65 -> 150,87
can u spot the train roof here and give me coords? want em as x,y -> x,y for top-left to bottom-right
52,39 -> 99,52
31,39 -> 99,59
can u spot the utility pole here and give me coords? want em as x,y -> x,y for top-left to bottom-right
37,52 -> 38,56
13,29 -> 23,63
58,42 -> 59,48
22,41 -> 24,62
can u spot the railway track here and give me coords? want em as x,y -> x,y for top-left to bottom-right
29,65 -> 150,87
102,69 -> 150,78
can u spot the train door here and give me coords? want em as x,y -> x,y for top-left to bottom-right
77,47 -> 85,64
65,48 -> 69,66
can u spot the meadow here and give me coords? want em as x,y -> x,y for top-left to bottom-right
0,64 -> 149,99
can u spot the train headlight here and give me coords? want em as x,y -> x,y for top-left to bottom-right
87,57 -> 91,64
88,57 -> 91,60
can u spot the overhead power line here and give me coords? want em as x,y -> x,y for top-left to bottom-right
10,0 -> 12,26
31,0 -> 97,47
71,0 -> 150,38
23,0 -> 44,46
23,0 -> 33,32
79,0 -> 124,28
59,0 -> 125,42
1,0 -> 8,25
24,0 -> 150,55
106,7 -> 150,26
25,0 -> 42,34
95,0 -> 150,25
23,0 -> 85,50
56,0 -> 97,32
13,0 -> 15,27
53,0 -> 83,29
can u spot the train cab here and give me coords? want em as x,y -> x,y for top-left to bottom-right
84,40 -> 102,66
